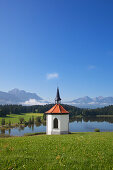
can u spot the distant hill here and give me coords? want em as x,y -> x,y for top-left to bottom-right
0,89 -> 47,105
66,96 -> 113,108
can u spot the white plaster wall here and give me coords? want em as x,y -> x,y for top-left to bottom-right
46,114 -> 69,135
60,115 -> 69,132
46,115 -> 52,135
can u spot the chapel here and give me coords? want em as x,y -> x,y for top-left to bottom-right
45,88 -> 69,135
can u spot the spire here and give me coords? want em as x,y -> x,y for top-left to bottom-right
55,87 -> 61,104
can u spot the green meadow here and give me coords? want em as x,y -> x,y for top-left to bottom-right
0,113 -> 43,125
0,132 -> 113,170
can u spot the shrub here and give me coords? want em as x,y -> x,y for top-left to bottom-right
8,121 -> 11,127
94,128 -> 100,132
31,116 -> 34,124
35,116 -> 41,124
43,114 -> 46,121
24,121 -> 29,126
1,119 -> 5,126
28,118 -> 32,124
19,117 -> 24,124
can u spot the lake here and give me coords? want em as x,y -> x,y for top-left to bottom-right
1,117 -> 113,136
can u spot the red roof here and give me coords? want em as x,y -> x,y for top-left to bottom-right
45,104 -> 69,114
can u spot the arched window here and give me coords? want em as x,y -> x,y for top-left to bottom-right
54,118 -> 58,128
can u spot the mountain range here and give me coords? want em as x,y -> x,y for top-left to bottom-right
0,89 -> 113,108
67,96 -> 113,108
0,89 -> 47,105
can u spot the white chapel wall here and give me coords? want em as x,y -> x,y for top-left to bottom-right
46,114 -> 69,135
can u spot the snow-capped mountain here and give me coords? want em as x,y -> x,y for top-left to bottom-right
8,88 -> 42,102
66,96 -> 113,108
1,89 -> 113,108
0,89 -> 48,105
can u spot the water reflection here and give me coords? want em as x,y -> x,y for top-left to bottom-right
8,128 -> 11,135
19,125 -> 25,131
31,124 -> 34,131
0,117 -> 113,136
69,116 -> 113,133
70,116 -> 113,123
0,129 -> 5,134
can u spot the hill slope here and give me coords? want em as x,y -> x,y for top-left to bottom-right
0,132 -> 113,169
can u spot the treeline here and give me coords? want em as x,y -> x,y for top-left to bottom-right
0,104 -> 113,117
83,105 -> 113,116
0,104 -> 54,117
0,105 -> 35,117
0,104 -> 83,117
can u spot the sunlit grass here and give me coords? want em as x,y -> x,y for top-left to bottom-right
0,132 -> 113,169
0,113 -> 43,125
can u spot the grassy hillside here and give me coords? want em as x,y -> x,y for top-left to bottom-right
0,132 -> 113,170
0,113 -> 43,125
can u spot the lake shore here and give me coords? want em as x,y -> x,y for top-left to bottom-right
1,113 -> 113,136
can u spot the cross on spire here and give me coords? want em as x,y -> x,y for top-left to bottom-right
55,87 -> 61,104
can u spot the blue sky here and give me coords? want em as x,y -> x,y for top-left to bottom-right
0,0 -> 113,101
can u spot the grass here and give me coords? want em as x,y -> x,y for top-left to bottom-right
0,134 -> 11,138
0,132 -> 113,170
96,115 -> 113,117
0,113 -> 43,125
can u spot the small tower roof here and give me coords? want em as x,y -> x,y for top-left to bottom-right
45,104 -> 69,114
55,87 -> 61,104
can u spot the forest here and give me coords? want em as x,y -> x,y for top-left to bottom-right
0,104 -> 113,117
